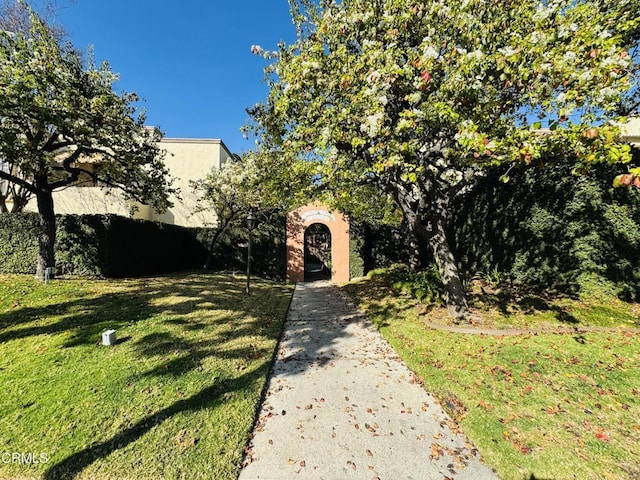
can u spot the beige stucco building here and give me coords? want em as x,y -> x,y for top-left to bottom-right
621,117 -> 640,147
16,118 -> 640,227
23,138 -> 232,228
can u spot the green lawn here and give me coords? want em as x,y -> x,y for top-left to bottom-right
343,274 -> 640,480
0,273 -> 293,480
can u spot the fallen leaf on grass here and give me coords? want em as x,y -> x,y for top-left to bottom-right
520,445 -> 532,454
520,385 -> 532,396
576,450 -> 589,461
544,404 -> 566,415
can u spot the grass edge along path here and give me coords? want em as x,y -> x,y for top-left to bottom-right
0,273 -> 293,480
342,275 -> 640,480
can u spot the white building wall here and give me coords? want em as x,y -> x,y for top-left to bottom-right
24,138 -> 232,228
621,117 -> 640,147
157,138 -> 230,227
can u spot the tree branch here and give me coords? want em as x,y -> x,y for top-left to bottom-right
0,169 -> 38,194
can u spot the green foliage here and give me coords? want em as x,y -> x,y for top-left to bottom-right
348,234 -> 365,279
205,212 -> 287,281
453,163 -> 640,299
249,0 -> 637,320
0,212 -> 40,273
349,219 -> 415,276
190,154 -> 263,231
0,213 -> 209,277
0,8 -> 174,209
55,214 -> 108,276
370,264 -> 445,306
0,4 -> 174,276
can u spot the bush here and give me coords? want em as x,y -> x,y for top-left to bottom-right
370,264 -> 445,305
205,213 -> 287,281
452,163 -> 640,299
0,213 -> 209,277
349,220 -> 416,277
0,212 -> 41,274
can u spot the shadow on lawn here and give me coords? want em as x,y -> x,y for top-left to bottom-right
340,278 -> 414,329
0,273 -> 280,347
467,287 -> 580,325
3,272 -> 293,479
0,290 -> 153,346
43,366 -> 268,480
343,275 -> 582,325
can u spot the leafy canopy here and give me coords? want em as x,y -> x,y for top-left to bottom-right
0,2 -> 174,210
248,0 -> 637,321
252,0 -> 636,194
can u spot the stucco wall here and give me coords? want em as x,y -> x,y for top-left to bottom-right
159,138 -> 230,227
24,138 -> 232,228
621,116 -> 640,147
286,203 -> 350,283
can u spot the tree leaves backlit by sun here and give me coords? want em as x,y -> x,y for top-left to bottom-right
248,0 -> 638,322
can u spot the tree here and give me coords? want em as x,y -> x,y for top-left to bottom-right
0,0 -> 74,212
190,154 -> 266,270
249,0 -> 636,322
594,0 -> 640,116
0,4 -> 174,279
0,0 -> 70,39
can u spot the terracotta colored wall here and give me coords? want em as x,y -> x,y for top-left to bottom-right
286,203 -> 350,283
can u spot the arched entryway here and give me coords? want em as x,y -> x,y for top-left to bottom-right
286,203 -> 350,283
304,223 -> 332,281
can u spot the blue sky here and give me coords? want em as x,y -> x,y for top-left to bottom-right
55,1 -> 297,154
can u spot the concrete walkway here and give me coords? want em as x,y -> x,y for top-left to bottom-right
239,281 -> 499,480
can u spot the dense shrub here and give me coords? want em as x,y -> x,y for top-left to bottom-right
349,220 -> 415,277
452,163 -> 640,299
206,213 -> 287,281
0,212 -> 41,274
368,263 -> 445,305
0,213 -> 209,277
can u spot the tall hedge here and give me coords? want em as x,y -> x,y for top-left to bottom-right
451,163 -> 640,299
0,212 -> 41,274
345,163 -> 640,299
0,213 -> 208,277
206,213 -> 287,281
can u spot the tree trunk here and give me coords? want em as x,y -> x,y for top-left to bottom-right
202,228 -> 224,271
202,214 -> 236,271
420,190 -> 471,323
394,182 -> 472,323
407,232 -> 422,271
34,182 -> 56,281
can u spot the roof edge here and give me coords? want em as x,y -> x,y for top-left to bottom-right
161,137 -> 234,156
